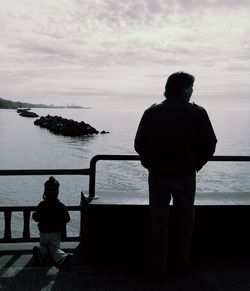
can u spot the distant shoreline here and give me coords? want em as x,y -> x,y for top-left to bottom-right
0,107 -> 91,110
0,97 -> 87,109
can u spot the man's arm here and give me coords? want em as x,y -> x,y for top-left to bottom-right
195,109 -> 217,171
134,110 -> 149,155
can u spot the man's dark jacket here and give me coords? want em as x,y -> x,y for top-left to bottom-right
134,99 -> 217,175
33,199 -> 70,233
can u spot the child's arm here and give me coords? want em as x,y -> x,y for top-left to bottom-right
32,211 -> 39,222
32,203 -> 42,222
60,203 -> 70,224
64,207 -> 70,224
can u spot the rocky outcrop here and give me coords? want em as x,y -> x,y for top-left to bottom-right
17,108 -> 39,117
34,115 -> 107,136
17,108 -> 31,113
100,130 -> 110,134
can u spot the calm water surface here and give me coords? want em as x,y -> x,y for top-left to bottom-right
0,107 -> 249,236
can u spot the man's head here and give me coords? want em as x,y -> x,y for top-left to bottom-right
164,72 -> 195,101
43,176 -> 60,200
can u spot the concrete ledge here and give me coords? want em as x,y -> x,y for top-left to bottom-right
81,193 -> 250,267
89,191 -> 250,205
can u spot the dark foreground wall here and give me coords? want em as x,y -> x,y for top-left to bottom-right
191,205 -> 250,259
80,198 -> 250,267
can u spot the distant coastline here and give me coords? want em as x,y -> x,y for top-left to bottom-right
0,97 -> 86,109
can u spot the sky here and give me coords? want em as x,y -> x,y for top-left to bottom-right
0,0 -> 250,109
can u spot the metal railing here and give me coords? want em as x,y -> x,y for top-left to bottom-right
0,205 -> 81,243
0,154 -> 250,243
88,155 -> 250,197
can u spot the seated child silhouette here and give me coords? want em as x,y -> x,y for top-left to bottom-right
32,176 -> 72,271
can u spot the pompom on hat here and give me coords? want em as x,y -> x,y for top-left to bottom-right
43,176 -> 60,199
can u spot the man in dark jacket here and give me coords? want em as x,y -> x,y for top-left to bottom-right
134,72 -> 217,277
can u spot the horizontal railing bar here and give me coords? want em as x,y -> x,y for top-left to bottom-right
0,206 -> 81,211
91,154 -> 140,163
0,237 -> 80,243
210,156 -> 250,162
0,155 -> 249,177
90,155 -> 250,164
0,168 -> 91,176
0,238 -> 40,243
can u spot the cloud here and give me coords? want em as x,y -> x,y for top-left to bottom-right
0,0 -> 249,107
175,0 -> 249,9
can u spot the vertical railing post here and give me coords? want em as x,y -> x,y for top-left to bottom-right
23,209 -> 31,240
89,157 -> 97,198
4,210 -> 12,241
80,192 -> 89,243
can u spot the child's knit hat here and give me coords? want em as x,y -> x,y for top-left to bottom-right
43,176 -> 60,199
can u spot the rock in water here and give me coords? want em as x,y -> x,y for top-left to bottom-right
18,109 -> 39,117
34,115 -> 102,136
100,130 -> 110,134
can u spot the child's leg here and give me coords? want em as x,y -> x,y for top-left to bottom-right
33,232 -> 49,265
47,232 -> 67,264
39,232 -> 49,257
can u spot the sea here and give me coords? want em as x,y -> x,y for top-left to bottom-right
0,107 -> 250,237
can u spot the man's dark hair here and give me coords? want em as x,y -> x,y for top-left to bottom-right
164,72 -> 195,99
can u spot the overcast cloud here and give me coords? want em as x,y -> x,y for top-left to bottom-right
0,0 -> 249,108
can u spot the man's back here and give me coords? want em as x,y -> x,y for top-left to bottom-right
135,99 -> 217,175
135,72 -> 217,277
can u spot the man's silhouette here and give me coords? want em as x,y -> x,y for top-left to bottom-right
134,72 -> 217,277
